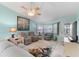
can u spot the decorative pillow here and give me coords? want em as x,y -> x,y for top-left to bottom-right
8,38 -> 18,45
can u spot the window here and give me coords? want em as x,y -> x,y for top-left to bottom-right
37,25 -> 53,34
37,25 -> 44,34
37,23 -> 59,35
44,25 -> 53,34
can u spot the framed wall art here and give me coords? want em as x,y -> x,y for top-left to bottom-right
17,16 -> 30,31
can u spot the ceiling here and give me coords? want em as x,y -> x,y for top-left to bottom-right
1,2 -> 79,24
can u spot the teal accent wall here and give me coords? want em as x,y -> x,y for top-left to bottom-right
0,5 -> 37,40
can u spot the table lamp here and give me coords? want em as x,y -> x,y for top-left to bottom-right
9,27 -> 17,38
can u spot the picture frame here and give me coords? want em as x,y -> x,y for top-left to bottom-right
17,16 -> 30,31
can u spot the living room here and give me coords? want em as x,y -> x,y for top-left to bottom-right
0,2 -> 64,57
1,2 -> 79,57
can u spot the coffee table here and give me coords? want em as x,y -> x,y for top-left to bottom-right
28,47 -> 52,57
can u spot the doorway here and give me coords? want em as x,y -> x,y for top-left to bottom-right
64,21 -> 77,42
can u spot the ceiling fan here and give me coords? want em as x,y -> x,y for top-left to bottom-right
21,3 -> 41,16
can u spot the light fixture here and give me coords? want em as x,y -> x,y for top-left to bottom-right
22,2 -> 41,16
27,10 -> 35,16
9,27 -> 17,38
9,27 -> 17,32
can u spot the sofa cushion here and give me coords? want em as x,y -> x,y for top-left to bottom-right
0,41 -> 14,54
0,45 -> 33,57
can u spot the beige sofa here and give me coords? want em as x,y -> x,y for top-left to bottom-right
0,41 -> 33,57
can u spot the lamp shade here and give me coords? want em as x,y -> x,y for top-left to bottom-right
9,27 -> 16,32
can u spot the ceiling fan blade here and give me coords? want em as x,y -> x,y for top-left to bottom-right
21,6 -> 27,10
